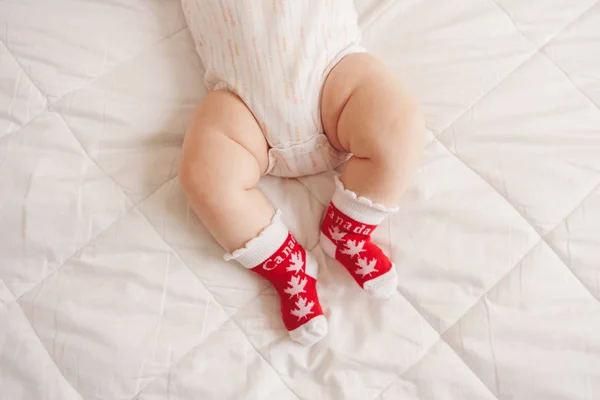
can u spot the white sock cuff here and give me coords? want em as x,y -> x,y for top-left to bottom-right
332,176 -> 399,225
224,210 -> 289,268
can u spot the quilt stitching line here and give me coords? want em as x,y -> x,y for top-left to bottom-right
0,38 -> 46,100
359,0 -> 406,34
539,49 -> 600,110
0,55 -> 559,400
429,0 -> 599,139
425,141 -> 600,398
19,243 -> 235,400
5,0 -> 586,303
7,303 -> 86,400
370,341 -> 441,400
379,184 -> 600,400
364,152 -> 552,398
0,277 -> 17,304
490,0 -> 599,48
9,175 -> 180,307
375,235 -> 546,400
128,286 -> 295,400
375,338 -> 501,400
434,242 -> 548,399
19,322 -> 85,400
384,242 -> 559,398
13,246 -> 265,397
113,205 -> 243,398
377,73 -> 600,398
434,0 -> 600,304
26,198 -> 255,400
438,231 -> 600,397
0,36 -> 137,212
8,210 -> 187,398
1,42 -> 141,310
291,175 -> 495,400
490,0 -> 600,110
127,285 -> 271,399
0,26 -> 189,145
12,204 -> 134,304
424,18 -> 600,397
2,23 -> 396,390
132,206 -> 302,400
0,25 -> 188,106
3,2 -> 599,398
289,17 -> 586,204
284,38 -> 597,400
0,39 -> 48,139
429,47 -> 537,138
541,181 -> 600,302
2,26 -> 297,395
0,105 -> 47,143
430,59 -> 537,138
2,52 -> 226,396
436,135 -> 600,302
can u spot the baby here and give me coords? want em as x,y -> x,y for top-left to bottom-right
179,0 -> 424,345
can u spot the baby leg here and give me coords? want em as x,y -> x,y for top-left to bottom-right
179,90 -> 327,345
322,53 -> 424,206
179,90 -> 272,252
320,53 -> 425,298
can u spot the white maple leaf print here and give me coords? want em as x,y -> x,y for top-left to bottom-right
286,252 -> 304,275
291,296 -> 315,321
355,257 -> 378,277
341,239 -> 366,258
328,226 -> 346,242
284,275 -> 307,298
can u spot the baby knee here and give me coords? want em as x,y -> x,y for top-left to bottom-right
178,155 -> 218,204
178,134 -> 261,206
372,104 -> 424,159
389,100 -> 425,146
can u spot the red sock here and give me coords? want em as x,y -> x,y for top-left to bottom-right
320,177 -> 398,298
225,211 -> 327,345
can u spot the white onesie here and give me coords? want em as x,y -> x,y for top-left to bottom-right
182,0 -> 364,177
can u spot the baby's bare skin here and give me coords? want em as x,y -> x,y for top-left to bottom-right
179,53 -> 424,252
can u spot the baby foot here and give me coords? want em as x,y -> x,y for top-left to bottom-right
226,211 -> 327,346
320,177 -> 398,298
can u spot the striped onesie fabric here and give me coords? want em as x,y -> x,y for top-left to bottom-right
182,0 -> 364,177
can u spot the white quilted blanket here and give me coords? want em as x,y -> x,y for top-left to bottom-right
1,1 -> 600,399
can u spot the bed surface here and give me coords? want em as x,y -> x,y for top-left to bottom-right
1,1 -> 600,399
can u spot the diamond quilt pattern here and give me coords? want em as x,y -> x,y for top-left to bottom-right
1,1 -> 599,400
